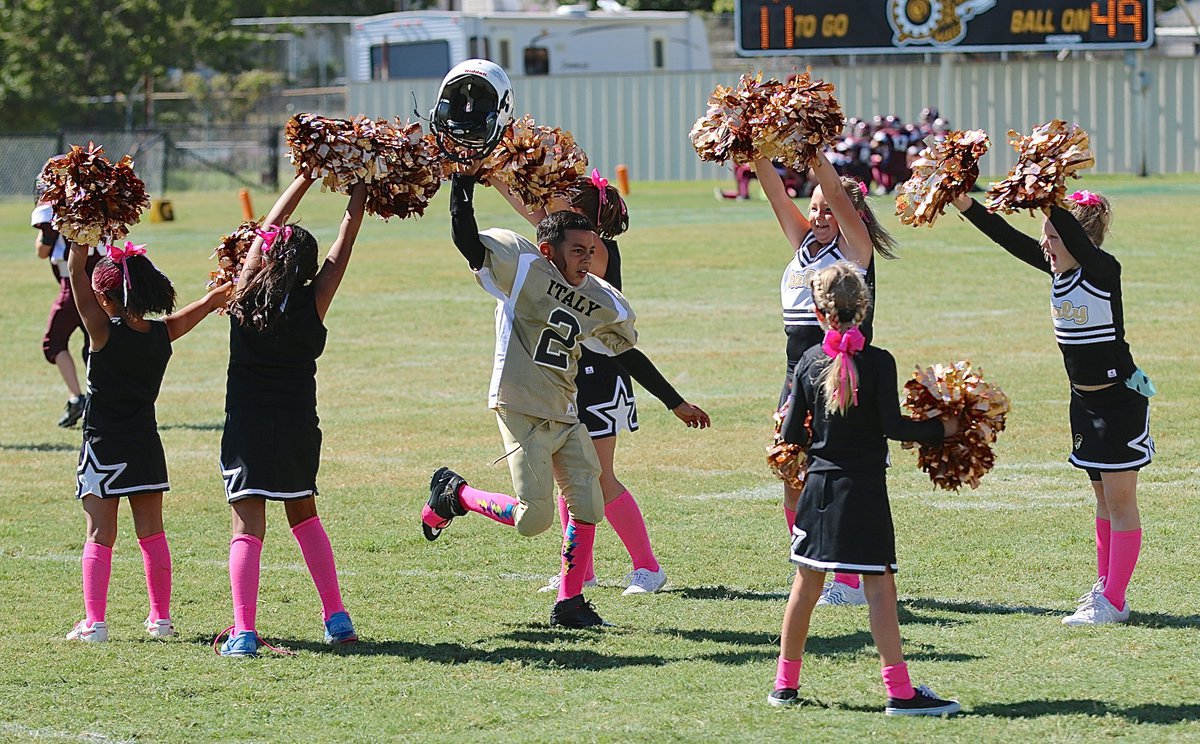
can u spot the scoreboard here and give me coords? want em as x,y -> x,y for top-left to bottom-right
736,0 -> 1154,56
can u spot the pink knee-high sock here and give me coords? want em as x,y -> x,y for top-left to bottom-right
1095,517 -> 1112,581
458,484 -> 518,526
82,542 -> 112,625
882,662 -> 916,700
557,520 -> 597,601
775,656 -> 802,690
138,532 -> 172,621
229,534 -> 263,634
834,573 -> 860,589
1102,528 -> 1142,609
560,494 -> 595,582
291,516 -> 346,622
605,491 -> 660,572
784,506 -> 796,537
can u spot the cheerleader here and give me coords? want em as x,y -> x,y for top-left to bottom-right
495,171 -> 707,595
769,262 -> 959,715
952,189 -> 1152,626
65,241 -> 231,642
756,149 -> 898,605
217,176 -> 366,656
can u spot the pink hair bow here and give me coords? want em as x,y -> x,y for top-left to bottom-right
256,224 -> 293,254
1068,190 -> 1101,207
104,241 -> 148,306
589,169 -> 609,229
857,181 -> 868,196
106,241 -> 147,263
822,326 -> 866,405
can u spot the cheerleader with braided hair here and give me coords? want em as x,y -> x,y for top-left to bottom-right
65,239 -> 231,643
217,176 -> 366,656
757,149 -> 898,605
494,170 -> 709,596
768,262 -> 960,714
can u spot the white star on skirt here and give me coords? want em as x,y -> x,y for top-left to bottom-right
585,377 -> 638,437
76,442 -> 127,498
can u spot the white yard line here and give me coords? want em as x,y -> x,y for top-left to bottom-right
0,721 -> 135,744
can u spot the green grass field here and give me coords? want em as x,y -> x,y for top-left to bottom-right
1,176 -> 1198,742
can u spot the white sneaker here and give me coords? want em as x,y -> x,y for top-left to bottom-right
622,567 -> 667,595
815,580 -> 867,606
1062,590 -> 1129,626
66,620 -> 108,642
536,573 -> 599,593
145,617 -> 175,638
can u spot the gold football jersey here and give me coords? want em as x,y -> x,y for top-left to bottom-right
475,228 -> 637,423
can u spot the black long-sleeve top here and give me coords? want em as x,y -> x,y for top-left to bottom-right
781,344 -> 943,474
961,200 -> 1136,386
449,175 -> 684,410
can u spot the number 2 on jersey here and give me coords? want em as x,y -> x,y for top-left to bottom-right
533,308 -> 582,370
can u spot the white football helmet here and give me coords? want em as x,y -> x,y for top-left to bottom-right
429,59 -> 514,162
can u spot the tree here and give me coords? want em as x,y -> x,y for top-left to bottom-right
0,0 -> 251,130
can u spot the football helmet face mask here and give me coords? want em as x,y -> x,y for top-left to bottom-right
429,59 -> 514,163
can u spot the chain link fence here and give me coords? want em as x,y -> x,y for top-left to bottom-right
0,126 -> 282,201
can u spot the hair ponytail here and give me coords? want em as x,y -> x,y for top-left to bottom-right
839,176 -> 898,259
1065,190 -> 1112,247
232,224 -> 318,332
566,175 -> 628,238
810,262 -> 872,416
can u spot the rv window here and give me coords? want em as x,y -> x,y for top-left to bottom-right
469,36 -> 491,60
652,38 -> 665,69
524,46 -> 549,76
370,40 -> 452,80
498,39 -> 511,69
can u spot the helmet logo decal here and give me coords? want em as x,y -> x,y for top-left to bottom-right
887,0 -> 996,47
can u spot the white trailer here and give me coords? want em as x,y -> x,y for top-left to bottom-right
348,7 -> 711,80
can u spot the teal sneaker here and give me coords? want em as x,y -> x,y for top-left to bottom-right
324,611 -> 358,644
219,630 -> 260,657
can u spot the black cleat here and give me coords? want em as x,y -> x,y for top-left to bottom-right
885,684 -> 961,717
421,467 -> 468,541
58,395 -> 85,428
767,688 -> 800,707
549,594 -> 609,628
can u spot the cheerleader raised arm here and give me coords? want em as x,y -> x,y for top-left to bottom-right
951,190 -> 1152,627
217,178 -> 367,657
64,239 -> 228,644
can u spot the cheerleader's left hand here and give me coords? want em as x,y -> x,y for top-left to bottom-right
672,401 -> 711,429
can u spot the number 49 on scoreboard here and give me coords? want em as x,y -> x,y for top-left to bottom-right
735,0 -> 1153,56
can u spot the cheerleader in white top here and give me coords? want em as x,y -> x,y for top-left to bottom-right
952,189 -> 1153,626
755,150 -> 899,605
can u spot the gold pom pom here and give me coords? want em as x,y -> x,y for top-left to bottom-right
984,120 -> 1094,214
896,129 -> 990,227
37,143 -> 150,245
902,361 -> 1011,491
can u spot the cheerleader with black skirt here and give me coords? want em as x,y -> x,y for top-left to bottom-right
767,262 -> 960,716
217,177 -> 366,657
65,241 -> 231,643
755,149 -> 899,604
952,189 -> 1153,626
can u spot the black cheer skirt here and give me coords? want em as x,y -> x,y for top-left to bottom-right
789,470 -> 898,575
577,347 -> 638,440
76,428 -> 170,500
1069,382 -> 1154,480
220,406 -> 321,503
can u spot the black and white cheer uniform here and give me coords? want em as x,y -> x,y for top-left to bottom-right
76,318 -> 172,500
220,283 -> 327,502
780,344 -> 943,574
779,231 -> 875,406
963,200 -> 1153,478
